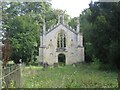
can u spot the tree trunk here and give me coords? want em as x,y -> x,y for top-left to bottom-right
118,72 -> 120,90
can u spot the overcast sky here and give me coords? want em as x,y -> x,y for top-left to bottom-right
51,0 -> 98,18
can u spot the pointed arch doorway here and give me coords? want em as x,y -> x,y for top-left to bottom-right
58,53 -> 66,65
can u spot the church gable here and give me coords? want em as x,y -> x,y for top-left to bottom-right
45,23 -> 78,45
46,23 -> 77,35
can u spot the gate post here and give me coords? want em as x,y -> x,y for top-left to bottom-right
0,60 -> 2,90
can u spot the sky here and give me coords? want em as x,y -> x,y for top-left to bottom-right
51,0 -> 98,18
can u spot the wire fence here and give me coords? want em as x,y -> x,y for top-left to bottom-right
0,62 -> 23,89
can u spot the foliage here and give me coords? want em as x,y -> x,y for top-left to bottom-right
8,15 -> 39,64
79,2 -> 120,70
68,17 -> 77,30
80,9 -> 93,62
89,2 -> 120,69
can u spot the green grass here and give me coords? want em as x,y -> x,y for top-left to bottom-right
21,63 -> 117,88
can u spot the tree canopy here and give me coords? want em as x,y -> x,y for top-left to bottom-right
79,2 -> 120,70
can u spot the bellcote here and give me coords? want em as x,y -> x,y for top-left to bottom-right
58,12 -> 65,24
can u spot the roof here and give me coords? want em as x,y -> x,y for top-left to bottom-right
45,23 -> 78,35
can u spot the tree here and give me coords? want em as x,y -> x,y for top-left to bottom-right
7,15 -> 39,64
80,9 -> 94,62
87,2 -> 120,89
88,2 -> 120,67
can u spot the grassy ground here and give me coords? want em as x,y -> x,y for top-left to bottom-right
21,63 -> 117,88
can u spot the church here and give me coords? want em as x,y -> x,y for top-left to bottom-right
39,13 -> 84,65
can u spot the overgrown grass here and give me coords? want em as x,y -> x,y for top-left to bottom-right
21,63 -> 117,88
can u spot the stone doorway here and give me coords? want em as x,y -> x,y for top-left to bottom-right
58,53 -> 66,65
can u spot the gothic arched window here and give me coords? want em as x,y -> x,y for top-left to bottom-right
57,30 -> 66,48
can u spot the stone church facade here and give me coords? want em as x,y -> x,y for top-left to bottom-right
39,14 -> 84,65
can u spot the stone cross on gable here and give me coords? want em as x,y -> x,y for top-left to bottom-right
58,11 -> 65,24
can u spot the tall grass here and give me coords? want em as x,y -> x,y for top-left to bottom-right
21,63 -> 117,88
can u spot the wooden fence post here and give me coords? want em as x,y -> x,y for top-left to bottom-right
15,64 -> 21,88
0,61 -> 2,90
